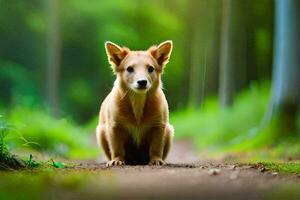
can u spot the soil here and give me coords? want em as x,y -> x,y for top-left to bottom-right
54,141 -> 300,200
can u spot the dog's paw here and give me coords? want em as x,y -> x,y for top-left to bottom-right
149,158 -> 166,166
106,159 -> 125,167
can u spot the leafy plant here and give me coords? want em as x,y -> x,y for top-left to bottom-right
7,106 -> 98,159
0,116 -> 42,170
0,122 -> 9,159
0,116 -> 26,170
50,159 -> 65,169
25,154 -> 40,169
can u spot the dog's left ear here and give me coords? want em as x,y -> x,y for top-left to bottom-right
149,40 -> 173,67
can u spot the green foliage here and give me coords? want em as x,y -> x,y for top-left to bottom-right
262,162 -> 300,174
0,60 -> 40,106
171,82 -> 271,151
50,159 -> 65,169
25,154 -> 40,169
0,119 -> 9,158
2,106 -> 98,159
0,117 -> 26,170
0,115 -> 83,169
0,0 -> 189,122
172,82 -> 300,159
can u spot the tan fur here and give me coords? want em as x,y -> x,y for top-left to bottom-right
96,41 -> 174,166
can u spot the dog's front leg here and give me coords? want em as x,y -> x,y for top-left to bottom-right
148,126 -> 166,165
107,126 -> 126,166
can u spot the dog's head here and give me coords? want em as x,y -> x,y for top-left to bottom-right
105,41 -> 173,93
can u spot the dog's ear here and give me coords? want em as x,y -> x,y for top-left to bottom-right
149,40 -> 173,67
105,41 -> 129,68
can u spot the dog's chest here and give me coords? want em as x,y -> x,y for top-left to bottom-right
129,94 -> 146,124
124,124 -> 149,146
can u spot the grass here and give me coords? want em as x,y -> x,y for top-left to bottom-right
0,117 -> 26,169
262,162 -> 300,174
171,82 -> 270,149
0,168 -> 116,200
171,82 -> 300,160
1,106 -> 98,159
0,116 -> 53,170
0,122 -> 73,170
0,104 -> 99,170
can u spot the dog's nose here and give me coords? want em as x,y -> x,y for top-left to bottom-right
137,80 -> 148,88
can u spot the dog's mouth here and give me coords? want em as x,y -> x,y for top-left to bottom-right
132,85 -> 149,93
136,85 -> 147,90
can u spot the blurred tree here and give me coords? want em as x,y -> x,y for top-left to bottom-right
187,0 -> 205,107
187,0 -> 218,108
265,0 -> 300,135
203,0 -> 221,97
244,0 -> 274,86
219,0 -> 246,108
46,0 -> 61,116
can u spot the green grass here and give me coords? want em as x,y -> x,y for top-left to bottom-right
262,162 -> 300,174
0,168 -> 116,200
171,82 -> 270,149
0,117 -> 57,170
1,106 -> 98,160
0,117 -> 27,169
171,82 -> 300,159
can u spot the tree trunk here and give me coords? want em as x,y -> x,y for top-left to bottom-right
266,0 -> 300,135
205,0 -> 221,96
46,0 -> 61,116
219,0 -> 235,107
219,0 -> 246,108
188,0 -> 218,108
187,0 -> 206,107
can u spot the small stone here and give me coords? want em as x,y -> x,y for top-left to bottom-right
230,165 -> 237,170
209,168 -> 221,175
260,167 -> 266,172
272,172 -> 278,176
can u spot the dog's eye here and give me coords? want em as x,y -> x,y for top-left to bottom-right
126,66 -> 134,73
148,66 -> 154,73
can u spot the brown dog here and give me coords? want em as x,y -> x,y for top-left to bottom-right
96,41 -> 174,166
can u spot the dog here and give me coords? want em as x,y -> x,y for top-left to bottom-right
96,41 -> 174,166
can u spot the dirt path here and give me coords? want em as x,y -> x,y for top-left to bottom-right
69,163 -> 299,200
55,141 -> 300,200
2,141 -> 300,200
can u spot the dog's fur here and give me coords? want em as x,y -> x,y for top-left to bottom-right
96,41 -> 174,166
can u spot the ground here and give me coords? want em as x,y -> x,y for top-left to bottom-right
1,141 -> 300,200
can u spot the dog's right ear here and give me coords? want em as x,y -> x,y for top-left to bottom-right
105,41 -> 129,69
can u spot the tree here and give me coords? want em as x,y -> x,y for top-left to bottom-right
46,0 -> 61,116
187,0 -> 219,108
218,0 -> 246,108
265,0 -> 300,135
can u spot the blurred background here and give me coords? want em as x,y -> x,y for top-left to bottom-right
0,0 -> 299,160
